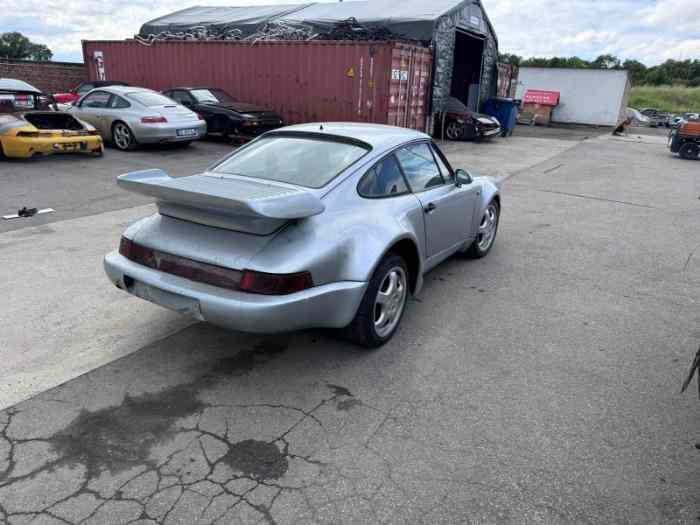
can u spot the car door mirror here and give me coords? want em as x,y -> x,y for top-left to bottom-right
181,100 -> 193,108
455,168 -> 473,185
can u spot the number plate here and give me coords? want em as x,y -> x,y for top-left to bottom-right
177,128 -> 198,137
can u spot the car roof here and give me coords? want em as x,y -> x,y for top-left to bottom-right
87,80 -> 129,86
166,87 -> 219,91
98,85 -> 155,95
279,122 -> 429,150
0,78 -> 42,94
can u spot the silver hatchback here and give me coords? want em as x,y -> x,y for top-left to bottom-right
69,86 -> 206,150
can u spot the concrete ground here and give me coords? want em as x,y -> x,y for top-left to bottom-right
1,127 -> 699,524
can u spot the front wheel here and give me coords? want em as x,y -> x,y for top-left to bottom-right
445,120 -> 464,141
464,200 -> 500,259
342,254 -> 409,348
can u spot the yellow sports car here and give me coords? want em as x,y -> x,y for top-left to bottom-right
0,78 -> 103,159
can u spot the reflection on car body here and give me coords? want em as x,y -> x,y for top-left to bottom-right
104,123 -> 501,347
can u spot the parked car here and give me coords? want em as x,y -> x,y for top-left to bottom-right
434,97 -> 501,141
53,80 -> 130,105
626,108 -> 651,127
162,87 -> 284,139
670,115 -> 686,128
104,123 -> 501,347
0,78 -> 103,159
641,108 -> 670,128
668,119 -> 700,159
68,86 -> 206,151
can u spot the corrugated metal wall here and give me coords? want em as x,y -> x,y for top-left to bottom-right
82,40 -> 432,130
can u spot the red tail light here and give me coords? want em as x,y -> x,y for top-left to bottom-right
119,237 -> 312,295
240,270 -> 313,295
141,116 -> 167,124
119,237 -> 242,290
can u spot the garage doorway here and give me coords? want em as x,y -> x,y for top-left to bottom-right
450,29 -> 485,111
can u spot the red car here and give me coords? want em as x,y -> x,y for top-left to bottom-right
53,81 -> 130,104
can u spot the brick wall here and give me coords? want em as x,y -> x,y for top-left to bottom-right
0,59 -> 86,94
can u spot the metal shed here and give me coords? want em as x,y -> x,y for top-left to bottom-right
84,0 -> 502,130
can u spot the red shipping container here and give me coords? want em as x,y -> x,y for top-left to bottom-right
82,40 -> 433,131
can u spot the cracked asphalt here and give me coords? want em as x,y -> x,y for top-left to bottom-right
1,128 -> 700,524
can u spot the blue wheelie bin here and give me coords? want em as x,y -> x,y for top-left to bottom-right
483,98 -> 519,137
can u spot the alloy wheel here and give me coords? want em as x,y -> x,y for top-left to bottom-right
113,123 -> 133,150
446,121 -> 463,140
373,266 -> 407,338
477,203 -> 499,251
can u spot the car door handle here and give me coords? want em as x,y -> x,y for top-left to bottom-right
424,202 -> 437,213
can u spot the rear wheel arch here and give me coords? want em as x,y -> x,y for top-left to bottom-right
384,238 -> 421,295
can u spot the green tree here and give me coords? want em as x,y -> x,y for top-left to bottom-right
622,59 -> 647,85
498,53 -> 522,66
0,32 -> 52,61
591,54 -> 621,70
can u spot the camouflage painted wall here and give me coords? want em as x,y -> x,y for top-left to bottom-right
430,0 -> 498,114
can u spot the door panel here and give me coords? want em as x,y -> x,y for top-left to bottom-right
415,184 -> 477,260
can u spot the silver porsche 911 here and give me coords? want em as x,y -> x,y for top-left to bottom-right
68,86 -> 206,150
104,123 -> 501,347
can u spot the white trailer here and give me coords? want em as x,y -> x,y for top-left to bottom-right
515,67 -> 631,127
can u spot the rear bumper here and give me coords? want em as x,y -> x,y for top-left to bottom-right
134,121 -> 207,143
104,252 -> 367,333
1,135 -> 103,158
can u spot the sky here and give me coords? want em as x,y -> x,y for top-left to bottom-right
1,0 -> 698,64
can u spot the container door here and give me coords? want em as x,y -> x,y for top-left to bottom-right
387,45 -> 432,131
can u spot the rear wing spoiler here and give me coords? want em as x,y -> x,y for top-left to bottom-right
117,169 -> 325,220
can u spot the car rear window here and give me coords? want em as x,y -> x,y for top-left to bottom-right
211,136 -> 370,188
128,91 -> 175,107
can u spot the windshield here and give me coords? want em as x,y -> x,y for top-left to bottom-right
191,88 -> 236,104
128,91 -> 176,107
212,135 -> 370,188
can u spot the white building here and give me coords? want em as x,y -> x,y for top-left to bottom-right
515,67 -> 631,127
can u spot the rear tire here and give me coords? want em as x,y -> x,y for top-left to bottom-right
341,254 -> 409,349
111,121 -> 136,151
464,200 -> 500,259
679,142 -> 700,160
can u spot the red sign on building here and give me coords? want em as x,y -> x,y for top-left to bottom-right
523,89 -> 560,106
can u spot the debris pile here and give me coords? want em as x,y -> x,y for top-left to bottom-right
134,18 -> 410,46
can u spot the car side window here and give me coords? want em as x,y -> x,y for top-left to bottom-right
81,91 -> 111,109
77,83 -> 94,95
109,95 -> 130,109
357,155 -> 409,198
395,143 -> 445,191
430,143 -> 453,183
169,90 -> 193,106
